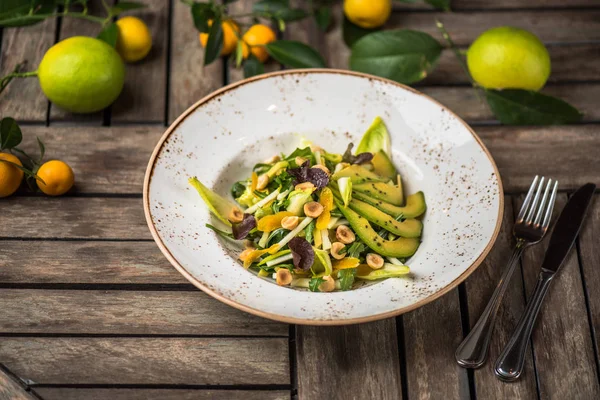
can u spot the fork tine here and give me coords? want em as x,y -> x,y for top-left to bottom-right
542,181 -> 558,229
525,176 -> 545,223
517,175 -> 539,221
534,179 -> 553,226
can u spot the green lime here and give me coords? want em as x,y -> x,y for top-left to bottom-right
467,27 -> 551,91
37,36 -> 125,113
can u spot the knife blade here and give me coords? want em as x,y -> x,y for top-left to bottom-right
541,182 -> 596,273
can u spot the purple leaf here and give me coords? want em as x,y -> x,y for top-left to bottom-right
231,214 -> 256,240
288,160 -> 329,189
341,142 -> 373,164
288,237 -> 315,270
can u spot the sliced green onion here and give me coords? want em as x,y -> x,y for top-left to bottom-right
291,278 -> 311,288
245,188 -> 280,214
258,249 -> 291,266
276,217 -> 314,249
326,216 -> 340,229
258,231 -> 269,248
314,150 -> 322,165
321,229 -> 332,250
277,189 -> 290,200
266,253 -> 294,267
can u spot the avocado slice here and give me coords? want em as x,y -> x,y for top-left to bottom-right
336,201 -> 420,258
352,191 -> 426,219
348,198 -> 422,238
371,150 -> 397,180
353,181 -> 404,206
331,164 -> 386,184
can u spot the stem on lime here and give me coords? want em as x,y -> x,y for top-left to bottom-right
0,63 -> 38,96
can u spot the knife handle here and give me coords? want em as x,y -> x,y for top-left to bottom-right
494,269 -> 554,381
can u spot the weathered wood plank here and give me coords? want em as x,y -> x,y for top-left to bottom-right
322,3 -> 349,70
465,196 -> 538,398
0,20 -> 55,122
0,368 -> 35,400
168,0 -> 223,123
0,289 -> 287,336
425,45 -> 600,85
403,290 -> 469,399
452,0 -> 599,9
296,319 -> 402,400
0,197 -> 149,240
35,388 -> 289,400
578,194 -> 600,383
17,125 -> 163,194
519,194 -> 600,400
48,0 -> 106,124
0,241 -> 184,284
389,10 -> 600,45
111,0 -> 168,123
0,337 -> 289,385
478,125 -> 600,193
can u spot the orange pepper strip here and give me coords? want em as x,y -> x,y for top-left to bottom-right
250,172 -> 258,192
332,257 -> 360,270
316,187 -> 334,230
257,211 -> 294,232
242,244 -> 280,268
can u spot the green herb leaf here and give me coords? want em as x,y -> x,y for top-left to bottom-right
243,54 -> 265,78
231,181 -> 246,199
0,0 -> 56,27
424,0 -> 451,11
110,1 -> 146,15
204,14 -> 224,66
309,277 -> 325,292
253,0 -> 308,22
0,117 -> 22,150
485,89 -> 583,125
205,223 -> 234,239
350,29 -> 442,84
266,40 -> 326,68
97,22 -> 118,47
191,2 -> 214,33
304,220 -> 316,243
235,39 -> 244,68
343,15 -> 378,48
0,158 -> 45,184
314,6 -> 331,31
338,268 -> 356,291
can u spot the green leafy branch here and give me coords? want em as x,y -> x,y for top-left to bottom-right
0,118 -> 46,186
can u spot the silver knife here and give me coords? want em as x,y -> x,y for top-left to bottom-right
494,183 -> 597,381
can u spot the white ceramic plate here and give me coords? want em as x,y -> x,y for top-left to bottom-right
144,69 -> 503,325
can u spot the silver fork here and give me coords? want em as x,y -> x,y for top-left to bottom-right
455,176 -> 558,368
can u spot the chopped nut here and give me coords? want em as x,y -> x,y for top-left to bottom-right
366,253 -> 384,269
295,156 -> 307,166
318,275 -> 335,292
239,248 -> 254,262
330,242 -> 346,260
281,216 -> 300,230
256,174 -> 269,190
295,182 -> 315,191
336,225 -> 356,244
263,155 -> 281,164
276,268 -> 293,286
311,164 -> 330,175
304,201 -> 324,218
228,207 -> 244,223
310,145 -> 323,153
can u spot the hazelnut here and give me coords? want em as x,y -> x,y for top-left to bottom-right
264,155 -> 281,164
228,207 -> 244,223
330,242 -> 346,260
311,164 -> 330,175
256,174 -> 269,190
335,225 -> 355,244
281,216 -> 300,230
276,268 -> 293,286
304,201 -> 324,218
295,156 -> 307,166
318,275 -> 335,292
310,145 -> 323,153
295,182 -> 315,191
366,253 -> 384,269
239,248 -> 254,262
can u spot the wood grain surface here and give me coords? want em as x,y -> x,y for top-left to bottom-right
0,368 -> 35,400
34,388 -> 289,400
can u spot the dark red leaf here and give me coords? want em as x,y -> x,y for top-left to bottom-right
232,214 -> 256,240
288,237 -> 315,270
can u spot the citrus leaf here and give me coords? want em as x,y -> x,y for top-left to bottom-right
424,0 -> 451,11
0,0 -> 56,27
37,137 -> 45,164
314,6 -> 331,31
191,2 -> 214,33
243,55 -> 264,78
0,117 -> 22,150
265,40 -> 326,68
0,159 -> 45,184
110,1 -> 146,15
350,29 -> 442,84
97,22 -> 118,47
252,0 -> 308,22
235,39 -> 244,68
204,15 -> 223,66
343,15 -> 378,48
485,89 -> 583,125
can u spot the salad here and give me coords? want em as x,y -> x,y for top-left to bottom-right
189,117 -> 426,292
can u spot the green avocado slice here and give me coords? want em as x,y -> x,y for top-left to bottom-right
353,181 -> 404,206
336,201 -> 421,258
331,164 -> 386,184
352,191 -> 426,219
371,150 -> 397,180
348,198 -> 422,238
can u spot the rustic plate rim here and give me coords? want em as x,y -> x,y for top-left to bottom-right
143,68 -> 504,326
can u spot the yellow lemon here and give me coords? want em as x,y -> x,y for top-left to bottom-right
36,160 -> 75,196
344,0 -> 392,29
199,20 -> 240,56
467,27 -> 551,91
116,16 -> 152,63
241,24 -> 277,63
0,153 -> 24,198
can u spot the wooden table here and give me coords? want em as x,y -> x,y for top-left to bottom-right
1,1 -> 599,399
